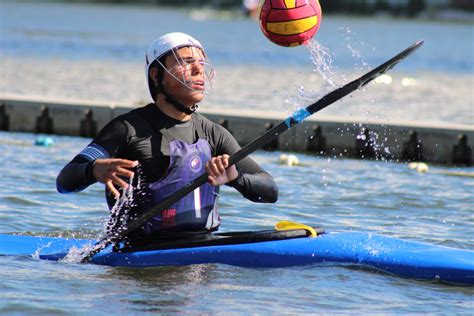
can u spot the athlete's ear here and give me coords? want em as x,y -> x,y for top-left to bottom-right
149,67 -> 160,87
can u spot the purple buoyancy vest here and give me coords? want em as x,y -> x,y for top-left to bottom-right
142,123 -> 220,234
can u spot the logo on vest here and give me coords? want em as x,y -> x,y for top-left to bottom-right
161,209 -> 176,228
189,155 -> 202,173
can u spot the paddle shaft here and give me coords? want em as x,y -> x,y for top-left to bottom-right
81,40 -> 424,262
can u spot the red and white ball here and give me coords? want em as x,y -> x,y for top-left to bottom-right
259,0 -> 322,47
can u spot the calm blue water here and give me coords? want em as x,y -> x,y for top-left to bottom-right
0,132 -> 473,314
0,1 -> 473,314
1,1 -> 473,73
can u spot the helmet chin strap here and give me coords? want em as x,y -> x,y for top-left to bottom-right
162,89 -> 198,115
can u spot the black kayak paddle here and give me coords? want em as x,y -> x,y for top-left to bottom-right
81,40 -> 424,262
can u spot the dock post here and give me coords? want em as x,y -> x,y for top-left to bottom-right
263,122 -> 279,151
307,124 -> 326,155
36,106 -> 54,134
80,109 -> 98,138
452,134 -> 472,166
402,130 -> 423,162
0,103 -> 10,131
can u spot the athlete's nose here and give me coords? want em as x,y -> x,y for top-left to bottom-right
190,60 -> 204,76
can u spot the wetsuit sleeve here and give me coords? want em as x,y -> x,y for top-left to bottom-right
213,125 -> 278,203
56,119 -> 128,193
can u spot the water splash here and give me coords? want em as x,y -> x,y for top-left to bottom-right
354,126 -> 396,163
283,39 -> 342,114
287,28 -> 401,164
338,26 -> 372,72
101,165 -> 148,241
31,242 -> 53,260
62,244 -> 93,263
284,33 -> 375,113
305,39 -> 339,89
60,165 -> 145,263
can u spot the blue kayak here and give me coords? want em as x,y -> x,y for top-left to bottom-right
0,231 -> 473,285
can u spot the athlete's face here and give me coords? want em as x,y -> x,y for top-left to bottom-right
162,46 -> 206,106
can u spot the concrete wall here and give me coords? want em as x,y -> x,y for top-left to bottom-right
1,95 -> 472,165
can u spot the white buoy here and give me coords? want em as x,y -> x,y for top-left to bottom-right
408,162 -> 474,178
279,154 -> 299,166
408,162 -> 429,173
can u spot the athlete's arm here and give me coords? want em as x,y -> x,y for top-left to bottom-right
212,124 -> 278,203
56,119 -> 135,196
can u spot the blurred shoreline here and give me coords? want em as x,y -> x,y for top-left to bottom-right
17,0 -> 474,23
1,1 -> 472,125
1,56 -> 472,125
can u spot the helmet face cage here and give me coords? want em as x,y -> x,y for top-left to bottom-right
156,46 -> 215,94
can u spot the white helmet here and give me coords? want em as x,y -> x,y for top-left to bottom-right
145,32 -> 215,99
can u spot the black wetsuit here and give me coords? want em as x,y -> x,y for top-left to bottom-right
57,104 -> 278,234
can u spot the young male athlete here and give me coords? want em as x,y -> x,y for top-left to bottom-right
57,32 -> 278,241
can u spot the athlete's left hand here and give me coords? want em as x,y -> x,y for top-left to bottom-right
206,154 -> 238,186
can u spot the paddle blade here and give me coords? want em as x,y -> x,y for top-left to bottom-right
358,40 -> 424,88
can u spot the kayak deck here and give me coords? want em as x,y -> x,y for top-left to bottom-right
0,231 -> 473,285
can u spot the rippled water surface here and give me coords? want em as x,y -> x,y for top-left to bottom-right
1,1 -> 473,314
0,132 -> 473,314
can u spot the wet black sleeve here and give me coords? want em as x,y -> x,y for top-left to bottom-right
56,119 -> 128,193
211,123 -> 278,203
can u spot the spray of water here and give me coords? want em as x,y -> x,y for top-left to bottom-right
283,28 -> 397,171
283,39 -> 340,114
286,27 -> 377,115
103,166 -> 144,240
284,38 -> 348,114
305,39 -> 339,89
61,166 -> 145,263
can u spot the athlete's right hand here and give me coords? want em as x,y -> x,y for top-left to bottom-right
92,159 -> 139,198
